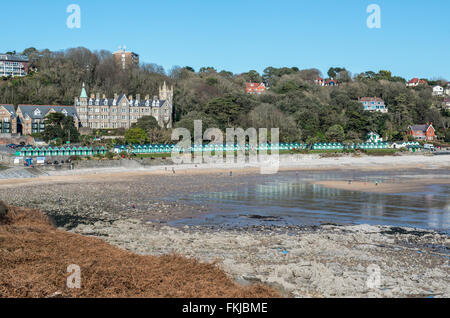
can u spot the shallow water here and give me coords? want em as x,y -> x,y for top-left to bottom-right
168,169 -> 450,234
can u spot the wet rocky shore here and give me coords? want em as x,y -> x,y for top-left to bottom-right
71,219 -> 449,298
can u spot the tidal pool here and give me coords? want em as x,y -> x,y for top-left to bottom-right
168,169 -> 450,234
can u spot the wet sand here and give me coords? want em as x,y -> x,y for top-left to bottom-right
314,179 -> 450,193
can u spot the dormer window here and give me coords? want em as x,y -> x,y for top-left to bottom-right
113,100 -> 117,106
62,109 -> 68,116
89,99 -> 93,106
34,109 -> 41,116
145,100 -> 150,106
104,99 -> 108,106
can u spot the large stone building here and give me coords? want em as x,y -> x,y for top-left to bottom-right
74,82 -> 174,130
1,104 -> 79,136
16,105 -> 80,135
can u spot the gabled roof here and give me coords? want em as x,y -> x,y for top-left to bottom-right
408,78 -> 427,84
408,124 -> 434,132
17,105 -> 79,120
359,97 -> 385,103
0,104 -> 16,117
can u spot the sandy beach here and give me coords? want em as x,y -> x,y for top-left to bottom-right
314,178 -> 450,193
0,153 -> 449,189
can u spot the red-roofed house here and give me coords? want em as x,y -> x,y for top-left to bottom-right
246,83 -> 266,94
407,123 -> 436,141
407,78 -> 428,87
315,77 -> 338,87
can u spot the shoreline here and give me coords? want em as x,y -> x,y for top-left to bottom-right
0,154 -> 449,188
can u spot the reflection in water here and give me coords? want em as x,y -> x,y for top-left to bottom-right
169,171 -> 450,234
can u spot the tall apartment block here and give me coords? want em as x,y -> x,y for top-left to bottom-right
0,54 -> 29,77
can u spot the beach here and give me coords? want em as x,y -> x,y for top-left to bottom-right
0,154 -> 449,297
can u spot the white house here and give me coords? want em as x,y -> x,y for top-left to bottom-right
445,83 -> 450,96
432,85 -> 444,96
366,132 -> 383,143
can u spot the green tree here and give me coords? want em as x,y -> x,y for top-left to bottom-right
204,96 -> 242,128
245,70 -> 262,83
131,116 -> 159,131
327,67 -> 346,78
42,112 -> 79,143
175,111 -> 219,139
125,128 -> 148,144
325,124 -> 345,142
22,47 -> 38,57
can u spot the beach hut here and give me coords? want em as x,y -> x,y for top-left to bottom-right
38,147 -> 46,157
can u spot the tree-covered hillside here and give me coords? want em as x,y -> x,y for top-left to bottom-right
2,47 -> 449,143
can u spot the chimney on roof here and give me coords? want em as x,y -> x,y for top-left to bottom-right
102,94 -> 106,99
90,93 -> 95,99
128,95 -> 133,101
145,94 -> 150,100
114,93 -> 118,100
153,95 -> 158,100
136,94 -> 140,101
96,93 -> 100,100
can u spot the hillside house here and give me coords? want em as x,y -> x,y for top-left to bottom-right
432,85 -> 444,96
358,97 -> 388,113
407,123 -> 436,141
245,83 -> 266,94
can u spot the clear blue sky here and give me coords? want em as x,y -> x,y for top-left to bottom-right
2,0 -> 449,79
